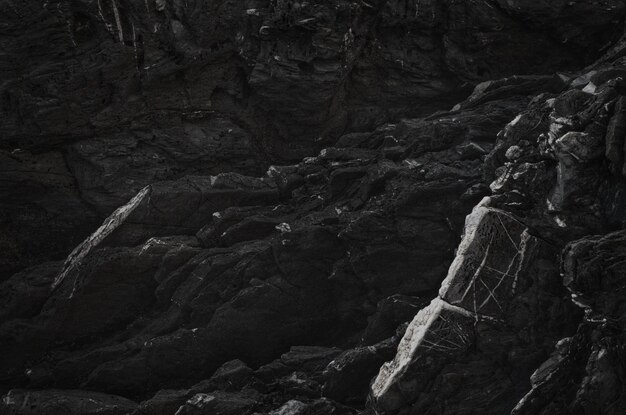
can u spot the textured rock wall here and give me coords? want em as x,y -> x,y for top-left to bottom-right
371,28 -> 626,414
2,0 -> 624,276
2,1 -> 626,414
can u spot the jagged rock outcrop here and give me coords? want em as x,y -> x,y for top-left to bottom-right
2,0 -> 624,277
3,1 -> 626,415
370,204 -> 579,414
512,230 -> 626,415
0,71 -> 534,411
369,25 -> 626,415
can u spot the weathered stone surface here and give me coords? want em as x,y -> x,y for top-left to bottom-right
174,390 -> 260,415
0,261 -> 61,321
268,400 -> 309,415
2,0 -> 623,275
256,346 -> 342,383
64,116 -> 263,214
4,6 -> 626,414
265,398 -> 353,415
0,74 -> 514,396
605,96 -> 626,176
0,149 -> 100,278
370,202 -> 580,414
439,205 -> 559,319
0,389 -> 137,415
371,298 -> 475,413
138,360 -> 257,415
512,230 -> 626,415
323,338 -> 398,404
360,295 -> 428,346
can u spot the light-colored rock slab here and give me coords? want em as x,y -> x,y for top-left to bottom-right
370,297 -> 475,412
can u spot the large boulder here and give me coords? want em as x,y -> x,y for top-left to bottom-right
370,204 -> 579,414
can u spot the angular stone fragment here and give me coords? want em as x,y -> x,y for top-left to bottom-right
370,298 -> 475,413
440,205 -> 557,319
322,338 -> 397,404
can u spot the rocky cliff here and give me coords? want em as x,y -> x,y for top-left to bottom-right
1,1 -> 626,414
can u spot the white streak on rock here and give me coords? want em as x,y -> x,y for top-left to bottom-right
110,0 -> 124,42
52,186 -> 150,294
439,205 -> 490,299
371,298 -> 472,410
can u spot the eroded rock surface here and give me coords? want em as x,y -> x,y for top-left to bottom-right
2,0 -> 624,276
370,204 -> 578,414
512,230 -> 626,415
2,2 -> 626,415
369,24 -> 626,415
1,389 -> 137,415
0,72 -> 527,412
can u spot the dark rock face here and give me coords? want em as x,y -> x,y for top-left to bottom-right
2,0 -> 624,276
512,231 -> 626,415
370,206 -> 581,414
369,27 -> 626,414
2,389 -> 138,415
2,1 -> 626,415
